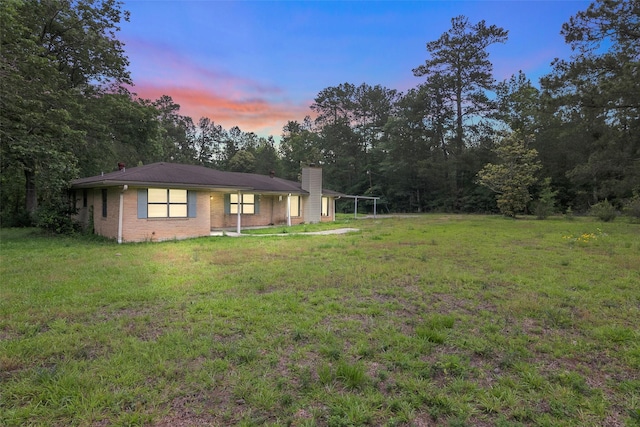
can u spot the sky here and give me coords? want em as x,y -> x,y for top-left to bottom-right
119,0 -> 592,139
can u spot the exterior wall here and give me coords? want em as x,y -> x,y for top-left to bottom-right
210,193 -> 304,229
71,189 -> 91,227
209,193 -> 226,228
321,197 -> 336,222
74,187 -> 123,239
76,187 -> 210,242
74,187 -> 334,241
123,188 -> 210,242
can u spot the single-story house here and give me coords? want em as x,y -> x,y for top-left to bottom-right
70,162 -> 341,243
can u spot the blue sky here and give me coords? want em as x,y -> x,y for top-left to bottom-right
120,0 -> 591,137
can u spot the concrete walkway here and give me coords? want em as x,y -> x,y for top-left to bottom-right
210,228 -> 360,237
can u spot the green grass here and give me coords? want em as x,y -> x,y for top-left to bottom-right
1,215 -> 639,426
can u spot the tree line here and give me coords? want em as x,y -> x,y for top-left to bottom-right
1,0 -> 638,228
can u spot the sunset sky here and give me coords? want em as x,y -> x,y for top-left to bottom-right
119,0 -> 591,138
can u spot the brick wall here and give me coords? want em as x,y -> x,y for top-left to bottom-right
122,189 -> 211,242
93,187 -> 119,239
210,193 -> 305,229
78,187 -> 335,241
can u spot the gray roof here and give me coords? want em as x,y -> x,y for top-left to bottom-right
71,162 -> 342,196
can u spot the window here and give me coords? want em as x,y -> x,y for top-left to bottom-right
321,197 -> 330,217
148,188 -> 188,218
101,189 -> 107,217
137,189 -> 196,219
230,193 -> 256,214
289,195 -> 300,217
83,189 -> 88,208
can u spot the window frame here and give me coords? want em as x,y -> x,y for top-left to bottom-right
289,195 -> 301,218
147,188 -> 188,218
101,189 -> 107,218
229,193 -> 257,215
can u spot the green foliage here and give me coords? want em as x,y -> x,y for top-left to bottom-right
228,149 -> 256,173
0,0 -> 131,225
535,177 -> 558,219
33,200 -> 81,235
477,132 -> 542,217
623,193 -> 640,220
589,200 -> 617,222
541,0 -> 640,211
2,0 -> 639,230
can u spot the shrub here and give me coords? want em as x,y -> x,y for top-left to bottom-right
564,206 -> 575,221
34,201 -> 81,234
623,193 -> 640,220
534,178 -> 557,220
589,200 -> 617,222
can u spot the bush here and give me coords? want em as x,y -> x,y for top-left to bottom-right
0,209 -> 32,227
589,200 -> 617,222
534,178 -> 557,220
34,201 -> 81,234
623,194 -> 640,220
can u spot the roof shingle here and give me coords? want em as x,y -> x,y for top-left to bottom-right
71,162 -> 340,195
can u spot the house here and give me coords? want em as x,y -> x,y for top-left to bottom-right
70,162 -> 341,243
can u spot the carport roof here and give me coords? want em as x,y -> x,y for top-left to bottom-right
71,162 -> 342,196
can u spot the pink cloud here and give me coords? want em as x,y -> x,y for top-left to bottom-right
123,37 -> 305,137
132,82 -> 312,138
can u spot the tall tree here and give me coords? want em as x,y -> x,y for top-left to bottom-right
413,15 -> 508,156
541,0 -> 640,208
279,118 -> 321,180
496,71 -> 541,135
0,0 -> 131,221
253,136 -> 281,176
352,83 -> 400,152
373,88 -> 435,212
413,16 -> 508,204
77,89 -> 162,176
151,95 -> 196,163
311,83 -> 356,127
310,83 -> 399,195
194,117 -> 225,166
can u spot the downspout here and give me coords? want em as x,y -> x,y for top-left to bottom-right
236,191 -> 241,234
117,185 -> 128,244
287,193 -> 291,227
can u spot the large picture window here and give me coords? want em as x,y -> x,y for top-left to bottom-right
289,195 -> 300,217
321,196 -> 329,217
230,193 -> 255,214
148,189 -> 188,218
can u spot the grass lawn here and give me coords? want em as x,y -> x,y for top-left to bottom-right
1,215 -> 639,426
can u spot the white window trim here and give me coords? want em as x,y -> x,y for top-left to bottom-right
148,188 -> 188,218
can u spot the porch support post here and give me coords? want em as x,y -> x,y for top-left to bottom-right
374,198 -> 377,218
236,191 -> 241,234
287,193 -> 291,227
333,198 -> 336,221
354,196 -> 358,219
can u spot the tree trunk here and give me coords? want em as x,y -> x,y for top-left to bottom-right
25,168 -> 37,217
